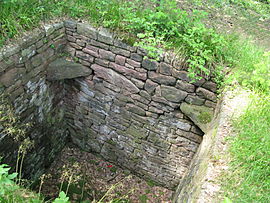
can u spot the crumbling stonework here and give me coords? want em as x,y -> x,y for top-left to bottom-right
0,20 -> 217,188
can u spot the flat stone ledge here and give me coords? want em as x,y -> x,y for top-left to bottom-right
47,58 -> 92,80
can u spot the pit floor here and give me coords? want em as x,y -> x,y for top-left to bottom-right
40,144 -> 173,202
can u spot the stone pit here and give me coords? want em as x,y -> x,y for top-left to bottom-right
0,20 -> 217,190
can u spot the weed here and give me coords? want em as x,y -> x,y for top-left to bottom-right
0,96 -> 34,186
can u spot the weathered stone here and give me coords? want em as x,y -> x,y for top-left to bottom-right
70,42 -> 83,50
95,58 -> 109,67
47,58 -> 92,80
185,95 -> 205,105
53,38 -> 67,53
205,100 -> 216,108
79,59 -> 91,67
142,59 -> 158,71
76,51 -> 94,62
150,101 -> 170,113
137,47 -> 148,55
163,118 -> 191,131
158,62 -> 172,76
115,55 -> 126,66
44,24 -> 55,36
0,68 -> 25,87
20,30 -> 45,49
77,23 -> 98,39
196,87 -> 217,102
148,72 -> 176,85
109,62 -> 147,81
202,81 -> 217,92
0,20 -> 218,190
144,79 -> 158,95
131,53 -> 143,62
125,63 -> 134,69
192,78 -> 205,87
99,49 -> 115,61
31,53 -> 44,67
64,20 -> 77,29
90,40 -> 109,50
67,35 -> 76,42
126,104 -> 146,116
134,100 -> 148,110
66,30 -> 73,35
172,69 -> 190,81
114,39 -> 131,50
180,102 -> 214,133
65,45 -> 76,56
131,78 -> 144,89
91,64 -> 139,93
116,95 -> 133,105
126,58 -> 141,68
126,124 -> 148,139
139,90 -> 151,101
135,68 -> 147,73
160,85 -> 187,103
98,28 -> 114,45
21,45 -> 36,60
53,22 -> 64,30
76,39 -> 86,47
110,46 -> 130,57
131,94 -> 150,105
82,47 -> 99,58
176,80 -> 195,93
149,106 -> 163,114
190,126 -> 203,135
146,111 -> 159,118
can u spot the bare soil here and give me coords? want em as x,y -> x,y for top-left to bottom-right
40,145 -> 174,203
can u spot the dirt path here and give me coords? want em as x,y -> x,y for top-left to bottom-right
197,88 -> 251,202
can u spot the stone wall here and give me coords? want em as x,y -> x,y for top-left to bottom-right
0,22 -> 68,180
0,20 -> 218,188
63,21 -> 218,189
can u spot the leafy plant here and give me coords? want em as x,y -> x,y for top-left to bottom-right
0,163 -> 42,202
53,191 -> 70,203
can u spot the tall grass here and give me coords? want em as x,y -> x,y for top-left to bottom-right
221,35 -> 270,202
222,93 -> 270,202
224,35 -> 270,93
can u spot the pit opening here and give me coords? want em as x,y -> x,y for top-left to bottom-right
0,20 -> 217,202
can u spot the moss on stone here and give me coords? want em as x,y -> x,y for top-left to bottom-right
180,102 -> 214,133
198,111 -> 212,124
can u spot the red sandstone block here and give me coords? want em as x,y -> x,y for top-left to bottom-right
109,62 -> 147,81
95,58 -> 109,67
76,51 -> 94,63
126,58 -> 141,68
83,47 -> 99,58
99,49 -> 115,61
76,39 -> 86,47
115,55 -> 126,66
70,42 -> 82,50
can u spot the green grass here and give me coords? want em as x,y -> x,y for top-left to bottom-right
224,36 -> 270,93
0,0 -> 231,81
220,32 -> 270,203
222,93 -> 270,202
190,0 -> 270,18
